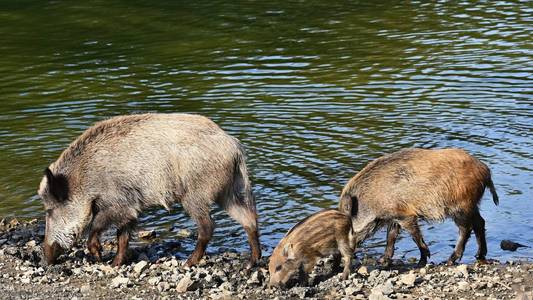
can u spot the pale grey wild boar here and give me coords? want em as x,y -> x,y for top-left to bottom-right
339,148 -> 499,267
268,209 -> 355,287
38,113 -> 261,267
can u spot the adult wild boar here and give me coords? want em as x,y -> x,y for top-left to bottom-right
339,148 -> 498,267
268,209 -> 355,287
38,113 -> 261,267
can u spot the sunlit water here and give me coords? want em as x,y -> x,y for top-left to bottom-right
0,1 -> 531,263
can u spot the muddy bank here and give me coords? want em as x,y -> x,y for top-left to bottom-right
0,218 -> 531,300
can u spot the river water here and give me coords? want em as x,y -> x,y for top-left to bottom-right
0,1 -> 531,263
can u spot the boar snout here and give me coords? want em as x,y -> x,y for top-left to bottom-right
43,241 -> 63,265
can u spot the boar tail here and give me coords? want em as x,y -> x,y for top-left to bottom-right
220,147 -> 258,231
339,193 -> 358,217
486,176 -> 499,206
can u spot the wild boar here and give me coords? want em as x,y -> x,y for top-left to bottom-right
38,113 -> 261,267
268,209 -> 355,287
338,148 -> 499,267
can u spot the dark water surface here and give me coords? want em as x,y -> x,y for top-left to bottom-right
0,1 -> 532,262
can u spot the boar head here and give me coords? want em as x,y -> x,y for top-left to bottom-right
38,168 -> 95,264
268,243 -> 305,288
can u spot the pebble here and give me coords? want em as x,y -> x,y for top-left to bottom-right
400,272 -> 418,286
371,280 -> 394,296
138,230 -> 156,240
176,275 -> 197,293
357,265 -> 369,276
148,277 -> 161,286
455,264 -> 469,278
133,260 -> 148,274
111,275 -> 131,288
457,281 -> 470,292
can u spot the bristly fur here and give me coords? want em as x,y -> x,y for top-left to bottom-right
338,148 -> 499,265
38,113 -> 261,266
269,209 -> 356,286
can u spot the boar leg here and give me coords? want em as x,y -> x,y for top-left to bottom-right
471,210 -> 487,262
447,217 -> 472,265
379,222 -> 401,267
111,223 -> 134,267
399,217 -> 430,267
185,215 -> 214,267
338,239 -> 353,280
223,203 -> 261,267
87,228 -> 103,262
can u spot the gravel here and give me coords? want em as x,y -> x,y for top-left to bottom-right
0,218 -> 531,299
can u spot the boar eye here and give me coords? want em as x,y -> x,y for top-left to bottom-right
275,265 -> 282,272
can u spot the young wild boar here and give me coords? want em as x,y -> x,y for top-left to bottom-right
268,209 -> 355,287
38,113 -> 261,267
339,148 -> 499,267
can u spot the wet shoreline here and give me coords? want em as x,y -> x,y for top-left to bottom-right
0,218 -> 531,299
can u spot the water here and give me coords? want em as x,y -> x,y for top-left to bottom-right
0,1 -> 531,263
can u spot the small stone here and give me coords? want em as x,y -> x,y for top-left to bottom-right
20,277 -> 31,284
157,282 -> 171,292
457,281 -> 469,291
176,275 -> 197,293
246,271 -> 262,285
400,272 -> 417,286
176,229 -> 192,238
80,285 -> 91,294
139,230 -> 156,240
371,280 -> 394,296
500,240 -> 526,251
148,277 -> 161,286
25,240 -> 37,248
111,275 -> 131,288
455,264 -> 469,278
369,293 -> 391,300
99,265 -> 115,274
358,266 -> 369,276
133,261 -> 148,274
346,286 -> 361,295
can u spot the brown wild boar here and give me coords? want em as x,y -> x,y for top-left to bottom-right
38,113 -> 261,267
339,148 -> 499,267
268,209 -> 355,287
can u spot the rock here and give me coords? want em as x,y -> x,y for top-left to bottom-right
500,240 -> 526,251
176,229 -> 192,238
111,276 -> 131,288
176,275 -> 197,293
371,280 -> 394,296
246,270 -> 262,285
400,272 -> 417,286
139,230 -> 156,240
157,282 -> 171,292
345,286 -> 361,295
369,293 -> 391,300
148,277 -> 161,286
20,277 -> 31,284
455,264 -> 469,278
133,261 -> 148,274
357,266 -> 369,276
80,285 -> 91,294
457,281 -> 469,291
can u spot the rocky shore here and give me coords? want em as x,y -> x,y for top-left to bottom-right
0,218 -> 531,300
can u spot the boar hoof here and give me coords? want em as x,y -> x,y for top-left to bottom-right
378,257 -> 392,267
417,260 -> 427,268
446,259 -> 456,266
341,271 -> 350,280
111,256 -> 128,267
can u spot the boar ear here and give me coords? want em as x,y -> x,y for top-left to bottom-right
44,168 -> 69,203
283,243 -> 296,260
